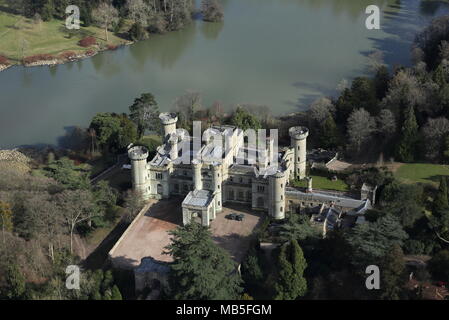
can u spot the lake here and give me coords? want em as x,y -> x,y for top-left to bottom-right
0,0 -> 448,148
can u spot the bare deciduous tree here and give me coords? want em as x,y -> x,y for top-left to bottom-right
126,0 -> 152,27
55,190 -> 97,254
377,109 -> 396,138
422,117 -> 449,160
308,97 -> 336,126
92,2 -> 119,42
347,108 -> 376,153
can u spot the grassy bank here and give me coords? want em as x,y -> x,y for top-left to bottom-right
394,163 -> 449,185
291,175 -> 349,192
0,8 -> 128,65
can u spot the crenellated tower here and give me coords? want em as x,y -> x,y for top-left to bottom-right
128,145 -> 150,199
289,126 -> 309,180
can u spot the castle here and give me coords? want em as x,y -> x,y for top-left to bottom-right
128,112 -> 310,226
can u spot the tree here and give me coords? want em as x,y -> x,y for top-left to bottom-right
422,117 -> 449,161
428,250 -> 449,281
380,181 -> 424,228
126,0 -> 151,27
242,248 -> 263,289
55,190 -> 97,254
320,116 -> 339,149
129,22 -> 146,41
123,190 -> 144,223
308,97 -> 335,126
165,222 -> 243,299
89,113 -> 137,152
92,2 -> 119,42
377,109 -> 396,139
230,107 -> 261,132
274,240 -> 307,300
396,105 -> 419,162
278,213 -> 318,242
434,177 -> 449,213
0,201 -> 13,245
346,215 -> 408,267
43,157 -> 90,190
129,93 -> 160,138
347,108 -> 376,153
379,244 -> 406,300
201,0 -> 224,22
111,285 -> 123,300
0,263 -> 26,299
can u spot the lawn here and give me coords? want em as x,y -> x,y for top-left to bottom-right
394,163 -> 449,185
291,175 -> 349,192
0,7 -> 128,63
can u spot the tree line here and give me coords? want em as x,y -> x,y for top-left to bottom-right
4,0 -> 223,42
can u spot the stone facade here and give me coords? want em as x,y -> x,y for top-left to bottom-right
128,113 -> 305,225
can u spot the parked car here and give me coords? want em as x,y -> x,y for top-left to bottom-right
226,213 -> 238,220
236,214 -> 245,221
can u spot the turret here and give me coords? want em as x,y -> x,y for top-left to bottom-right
159,112 -> 178,142
269,171 -> 286,220
128,146 -> 149,199
289,126 -> 309,180
192,159 -> 203,191
169,135 -> 178,160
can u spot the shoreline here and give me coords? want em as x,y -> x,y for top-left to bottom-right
0,41 -> 133,72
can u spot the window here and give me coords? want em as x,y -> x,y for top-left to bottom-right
239,177 -> 243,183
281,195 -> 283,200
183,171 -> 187,176
281,184 -> 283,188
257,185 -> 265,192
156,173 -> 163,180
248,178 -> 252,184
238,191 -> 244,200
230,176 -> 234,182
280,207 -> 283,212
229,189 -> 234,200
218,201 -> 220,206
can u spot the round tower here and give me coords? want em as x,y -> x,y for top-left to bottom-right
192,159 -> 203,191
289,126 -> 309,180
159,112 -> 178,141
212,162 -> 222,212
128,146 -> 149,199
269,171 -> 286,220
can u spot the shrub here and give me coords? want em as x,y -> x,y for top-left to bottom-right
86,49 -> 96,56
59,51 -> 77,60
23,54 -> 55,64
0,55 -> 9,65
107,44 -> 118,51
129,22 -> 146,41
79,36 -> 97,47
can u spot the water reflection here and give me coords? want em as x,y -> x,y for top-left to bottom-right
1,0 -> 449,148
201,21 -> 224,40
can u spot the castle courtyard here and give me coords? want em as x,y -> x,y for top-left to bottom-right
109,199 -> 263,269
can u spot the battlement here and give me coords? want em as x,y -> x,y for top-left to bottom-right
128,146 -> 149,161
289,126 -> 309,140
159,112 -> 178,125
